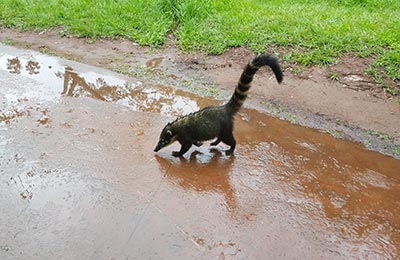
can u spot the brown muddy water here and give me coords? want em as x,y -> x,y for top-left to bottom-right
1,46 -> 399,259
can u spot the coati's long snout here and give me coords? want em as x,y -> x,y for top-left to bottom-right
154,126 -> 176,153
154,54 -> 283,157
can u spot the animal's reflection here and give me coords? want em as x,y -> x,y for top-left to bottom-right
155,149 -> 238,211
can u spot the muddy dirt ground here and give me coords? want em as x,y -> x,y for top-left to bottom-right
1,29 -> 400,260
0,28 -> 399,158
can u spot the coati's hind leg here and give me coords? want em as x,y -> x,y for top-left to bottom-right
210,138 -> 221,146
172,140 -> 192,157
221,133 -> 236,156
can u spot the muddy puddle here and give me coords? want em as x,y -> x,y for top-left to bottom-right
1,46 -> 400,259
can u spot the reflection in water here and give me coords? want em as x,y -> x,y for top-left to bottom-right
26,60 -> 40,75
156,150 -> 237,211
58,67 -> 202,117
0,54 -> 206,118
59,67 -> 106,101
233,111 -> 400,258
6,57 -> 40,75
6,57 -> 22,74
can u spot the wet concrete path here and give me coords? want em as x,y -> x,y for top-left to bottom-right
1,45 -> 399,259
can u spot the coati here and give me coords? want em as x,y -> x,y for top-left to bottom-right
154,54 -> 283,157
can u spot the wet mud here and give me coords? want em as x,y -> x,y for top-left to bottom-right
1,46 -> 400,259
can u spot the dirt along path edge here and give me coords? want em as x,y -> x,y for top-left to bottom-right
1,27 -> 399,158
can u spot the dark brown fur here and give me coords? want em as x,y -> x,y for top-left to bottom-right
154,54 -> 283,157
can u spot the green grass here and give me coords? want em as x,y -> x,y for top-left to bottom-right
0,38 -> 16,45
0,0 -> 173,45
371,43 -> 400,80
0,0 -> 399,80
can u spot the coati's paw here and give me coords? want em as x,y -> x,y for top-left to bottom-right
172,151 -> 182,157
193,141 -> 203,147
225,150 -> 234,156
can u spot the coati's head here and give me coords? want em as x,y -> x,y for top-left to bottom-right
154,124 -> 177,152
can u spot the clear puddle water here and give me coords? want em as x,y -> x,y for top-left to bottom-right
1,46 -> 399,259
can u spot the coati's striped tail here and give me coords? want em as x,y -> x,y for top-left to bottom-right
227,54 -> 283,114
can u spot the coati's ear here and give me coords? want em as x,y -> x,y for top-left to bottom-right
166,130 -> 173,137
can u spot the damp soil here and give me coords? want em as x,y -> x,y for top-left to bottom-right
0,27 -> 399,158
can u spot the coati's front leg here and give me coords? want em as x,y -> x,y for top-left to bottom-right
172,139 -> 192,157
193,140 -> 203,147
